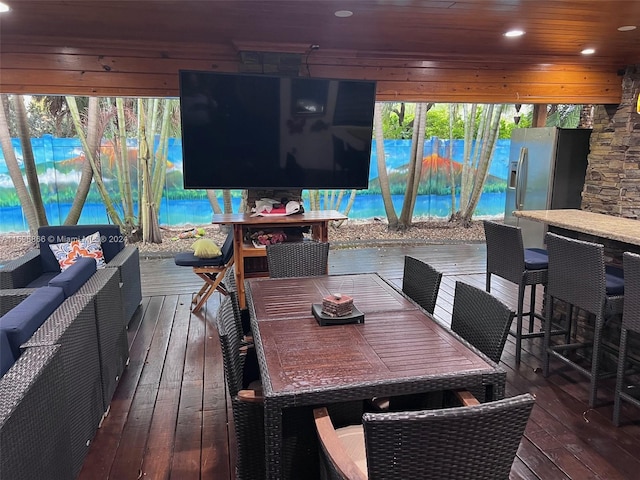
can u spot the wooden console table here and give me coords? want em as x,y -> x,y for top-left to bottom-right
211,210 -> 347,308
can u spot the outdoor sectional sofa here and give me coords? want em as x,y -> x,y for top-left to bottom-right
0,224 -> 142,324
0,255 -> 131,479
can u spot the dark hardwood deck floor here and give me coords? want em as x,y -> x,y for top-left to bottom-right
79,243 -> 640,480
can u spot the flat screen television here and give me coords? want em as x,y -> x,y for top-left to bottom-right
179,70 -> 376,190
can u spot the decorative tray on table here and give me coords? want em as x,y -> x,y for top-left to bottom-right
312,304 -> 365,326
312,293 -> 365,326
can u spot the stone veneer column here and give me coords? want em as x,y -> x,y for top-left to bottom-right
582,64 -> 640,217
575,65 -> 640,371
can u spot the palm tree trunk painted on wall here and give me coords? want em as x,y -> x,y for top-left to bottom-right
115,98 -> 135,227
458,104 -> 504,226
448,104 -> 457,217
459,104 -> 477,211
64,97 -> 97,225
67,96 -> 125,230
14,95 -> 48,227
152,99 -> 173,209
207,190 -> 223,214
139,121 -> 162,243
0,95 -> 39,235
399,102 -> 429,229
374,102 -> 398,229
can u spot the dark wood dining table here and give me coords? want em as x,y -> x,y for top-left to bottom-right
245,272 -> 507,479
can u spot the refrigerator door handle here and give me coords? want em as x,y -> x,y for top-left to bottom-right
515,147 -> 528,210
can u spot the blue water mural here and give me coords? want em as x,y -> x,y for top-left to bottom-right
0,135 -> 509,233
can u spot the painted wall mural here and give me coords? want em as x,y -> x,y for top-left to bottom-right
0,135 -> 509,233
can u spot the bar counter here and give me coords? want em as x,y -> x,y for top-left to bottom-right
514,208 -> 640,378
513,209 -> 640,246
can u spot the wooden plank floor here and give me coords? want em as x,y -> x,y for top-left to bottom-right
79,244 -> 640,480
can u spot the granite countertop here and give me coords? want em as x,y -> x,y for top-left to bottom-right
513,209 -> 640,246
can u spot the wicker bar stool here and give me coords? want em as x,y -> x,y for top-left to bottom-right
613,251 -> 640,426
483,220 -> 565,365
543,232 -> 624,408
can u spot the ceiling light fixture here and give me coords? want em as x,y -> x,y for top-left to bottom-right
504,30 -> 525,37
334,10 -> 353,18
617,25 -> 637,31
0,2 -> 10,13
581,48 -> 596,55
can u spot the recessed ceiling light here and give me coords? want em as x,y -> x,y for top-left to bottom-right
504,30 -> 525,38
581,48 -> 596,55
334,10 -> 353,18
0,2 -> 10,13
618,25 -> 637,31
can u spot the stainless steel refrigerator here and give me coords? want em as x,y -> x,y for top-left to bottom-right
504,127 -> 591,248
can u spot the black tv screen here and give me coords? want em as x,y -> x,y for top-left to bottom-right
179,70 -> 376,190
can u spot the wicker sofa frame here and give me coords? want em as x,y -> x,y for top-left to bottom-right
0,345 -> 74,479
0,224 -> 141,324
1,264 -> 130,479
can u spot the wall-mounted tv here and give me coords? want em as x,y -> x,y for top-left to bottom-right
179,70 -> 376,190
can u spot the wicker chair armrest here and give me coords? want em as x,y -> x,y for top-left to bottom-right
314,407 -> 368,480
454,389 -> 481,406
238,388 -> 264,403
106,245 -> 138,270
105,246 -> 141,321
0,250 -> 42,289
0,288 -> 37,315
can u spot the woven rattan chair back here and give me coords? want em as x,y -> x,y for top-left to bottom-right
221,266 -> 248,339
451,281 -> 513,364
483,220 -> 527,285
215,295 -> 265,480
621,252 -> 640,336
223,264 -> 237,293
483,220 -> 551,365
543,232 -> 624,408
359,393 -> 534,480
401,256 -> 442,315
546,232 -> 607,315
266,241 -> 329,278
216,296 -> 245,396
613,251 -> 640,425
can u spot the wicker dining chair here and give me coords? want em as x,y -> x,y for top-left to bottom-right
613,251 -> 640,426
217,295 -> 354,479
401,256 -> 442,315
216,296 -> 265,480
371,281 -> 511,413
451,281 -> 514,364
266,241 -> 329,278
313,393 -> 535,480
543,232 -> 624,408
483,220 -> 561,365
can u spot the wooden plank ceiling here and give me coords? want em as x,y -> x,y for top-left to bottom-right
1,0 -> 639,103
